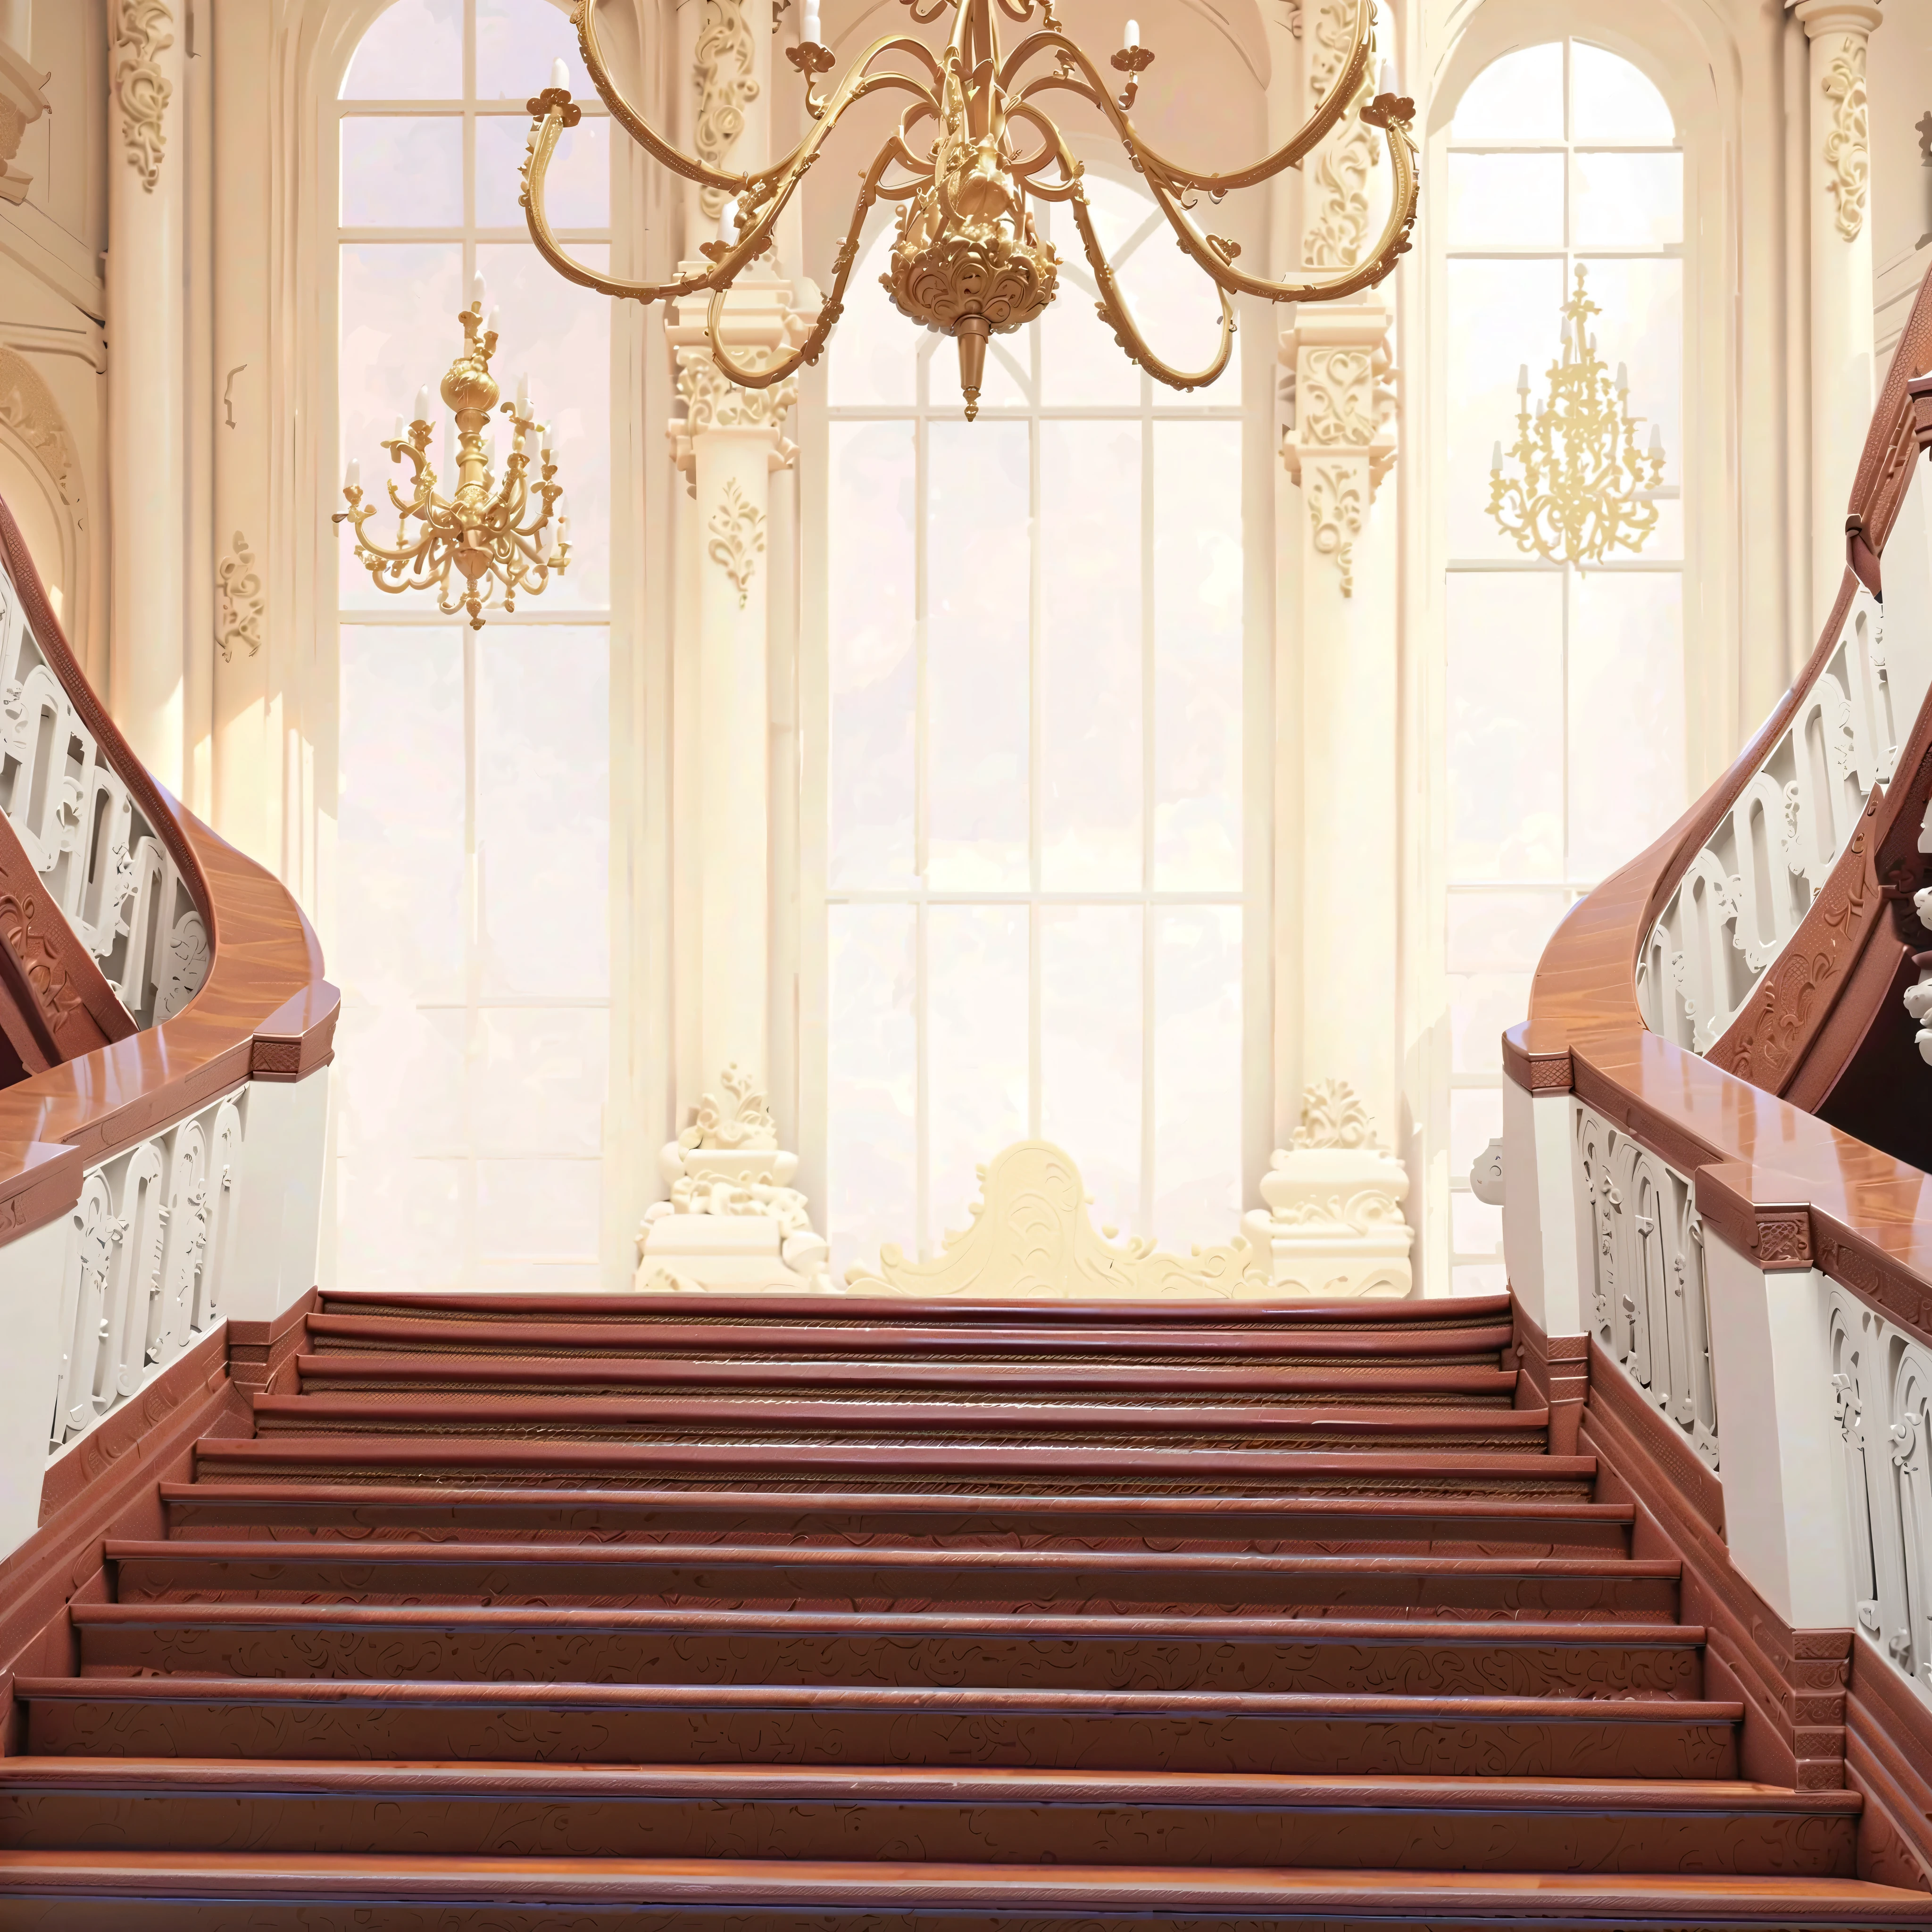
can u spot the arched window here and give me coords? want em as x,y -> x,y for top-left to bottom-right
1438,38 -> 1686,1291
813,175 -> 1251,1270
331,0 -> 616,1288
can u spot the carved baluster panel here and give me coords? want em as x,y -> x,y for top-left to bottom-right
154,1117 -> 208,1361
1832,1290 -> 1886,1647
1574,1106 -> 1618,1343
1888,1340 -> 1932,1689
112,1141 -> 168,1399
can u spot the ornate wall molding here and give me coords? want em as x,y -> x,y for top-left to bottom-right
1279,308 -> 1395,598
1302,461 -> 1366,597
693,0 -> 758,219
670,348 -> 799,480
1304,0 -> 1378,271
707,479 -> 766,609
214,532 -> 263,663
0,349 -> 78,511
1821,33 -> 1870,243
844,1140 -> 1271,1299
112,0 -> 174,192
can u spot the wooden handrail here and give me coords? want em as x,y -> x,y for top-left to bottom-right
0,495 -> 337,1240
1519,261 -> 1932,1351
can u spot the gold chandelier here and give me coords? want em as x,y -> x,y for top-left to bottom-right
334,277 -> 571,629
520,0 -> 1418,419
1487,264 -> 1666,566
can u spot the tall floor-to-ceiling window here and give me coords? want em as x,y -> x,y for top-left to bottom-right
332,0 -> 615,1288
816,175 -> 1251,1274
1438,38 -> 1688,1291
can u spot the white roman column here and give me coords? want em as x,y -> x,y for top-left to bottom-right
1793,0 -> 1882,634
106,0 -> 187,791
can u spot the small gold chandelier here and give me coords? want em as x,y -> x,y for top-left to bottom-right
1487,264 -> 1666,566
334,275 -> 570,629
521,0 -> 1417,418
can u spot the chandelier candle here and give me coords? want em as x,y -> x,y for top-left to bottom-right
519,0 -> 1418,417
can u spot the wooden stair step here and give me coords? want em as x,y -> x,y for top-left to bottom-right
244,1391 -> 1552,1449
291,1352 -> 1521,1405
0,1761 -> 1859,1874
302,1309 -> 1518,1367
13,1678 -> 1743,1777
156,1482 -> 1636,1554
70,1605 -> 1706,1696
4,1850 -> 1925,1928
102,1538 -> 1682,1617
190,1436 -> 1597,1496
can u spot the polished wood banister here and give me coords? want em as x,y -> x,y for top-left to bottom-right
0,496 -> 336,1238
1519,261 -> 1932,1356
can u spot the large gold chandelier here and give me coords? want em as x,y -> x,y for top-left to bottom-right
521,0 -> 1418,418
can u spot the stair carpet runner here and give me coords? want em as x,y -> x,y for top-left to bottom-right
0,1289 -> 1926,1929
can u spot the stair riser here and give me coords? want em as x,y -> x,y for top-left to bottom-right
22,1703 -> 1740,1778
0,1790 -> 1854,1874
72,1627 -> 1706,1697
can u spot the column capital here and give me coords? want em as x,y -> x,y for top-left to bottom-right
666,269 -> 816,483
1790,0 -> 1882,39
0,41 -> 49,206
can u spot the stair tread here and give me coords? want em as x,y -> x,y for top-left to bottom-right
0,1849 -> 1923,1918
0,1758 -> 1853,1809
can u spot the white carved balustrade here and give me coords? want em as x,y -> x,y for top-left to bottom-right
1640,586 -> 1931,1052
0,566 -> 208,1029
45,1084 -> 245,1454
1572,1102 -> 1720,1470
1830,1284 -> 1932,1698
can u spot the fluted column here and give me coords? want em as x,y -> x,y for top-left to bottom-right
106,0 -> 186,791
1794,0 -> 1881,633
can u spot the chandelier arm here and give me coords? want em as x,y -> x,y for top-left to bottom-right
998,0 -> 1372,192
1050,142 -> 1235,391
704,147 -> 903,389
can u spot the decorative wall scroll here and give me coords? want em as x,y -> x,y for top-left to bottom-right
1822,35 -> 1870,243
215,532 -> 263,662
0,348 -> 78,510
46,1085 -> 245,1455
1279,309 -> 1396,598
1574,1102 -> 1720,1472
669,349 -> 800,482
707,479 -> 765,609
1303,461 -> 1366,597
843,1139 -> 1271,1299
1304,0 -> 1380,272
693,0 -> 758,219
112,0 -> 174,192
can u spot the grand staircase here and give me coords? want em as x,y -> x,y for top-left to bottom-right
1,1287 -> 1927,1928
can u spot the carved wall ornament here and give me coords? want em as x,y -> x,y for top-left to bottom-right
707,478 -> 766,609
1279,310 -> 1395,597
1303,460 -> 1366,597
0,43 -> 51,207
693,0 -> 759,219
214,532 -> 263,663
681,1061 -> 778,1151
843,1139 -> 1271,1299
670,348 -> 800,480
0,348 -> 78,510
1304,0 -> 1380,271
1822,34 -> 1870,243
112,0 -> 174,192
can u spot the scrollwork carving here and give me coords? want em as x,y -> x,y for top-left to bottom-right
1303,460 -> 1365,597
1305,0 -> 1379,271
707,478 -> 766,609
0,349 -> 78,510
112,0 -> 173,192
215,531 -> 263,663
693,0 -> 758,220
1822,34 -> 1869,243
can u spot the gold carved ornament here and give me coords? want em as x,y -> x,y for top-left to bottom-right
521,0 -> 1417,418
333,275 -> 570,631
1487,265 -> 1666,567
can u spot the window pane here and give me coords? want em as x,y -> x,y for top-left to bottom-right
475,627 -> 611,999
341,118 -> 462,227
1152,421 -> 1242,890
1040,266 -> 1142,408
828,231 -> 918,408
341,0 -> 461,99
926,420 -> 1029,890
1452,1190 -> 1504,1254
475,1158 -> 601,1275
927,905 -> 1028,1254
476,0 -> 586,97
473,1008 -> 608,1155
479,112 -> 608,229
1446,889 -> 1572,971
1041,420 -> 1141,891
1152,906 -> 1241,1248
1449,1086 -> 1503,1172
1579,254 -> 1682,504
1574,151 -> 1682,248
1041,906 -> 1142,1237
1567,572 -> 1684,879
826,904 -> 917,1276
1115,210 -> 1240,399
1572,42 -> 1674,143
1445,256 -> 1566,560
338,243 -> 464,605
828,422 -> 916,887
1450,42 -> 1563,139
1445,153 -> 1565,249
1446,571 -> 1565,881
1449,970 -> 1532,1076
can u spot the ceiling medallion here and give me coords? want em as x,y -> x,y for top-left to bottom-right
522,0 -> 1418,419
